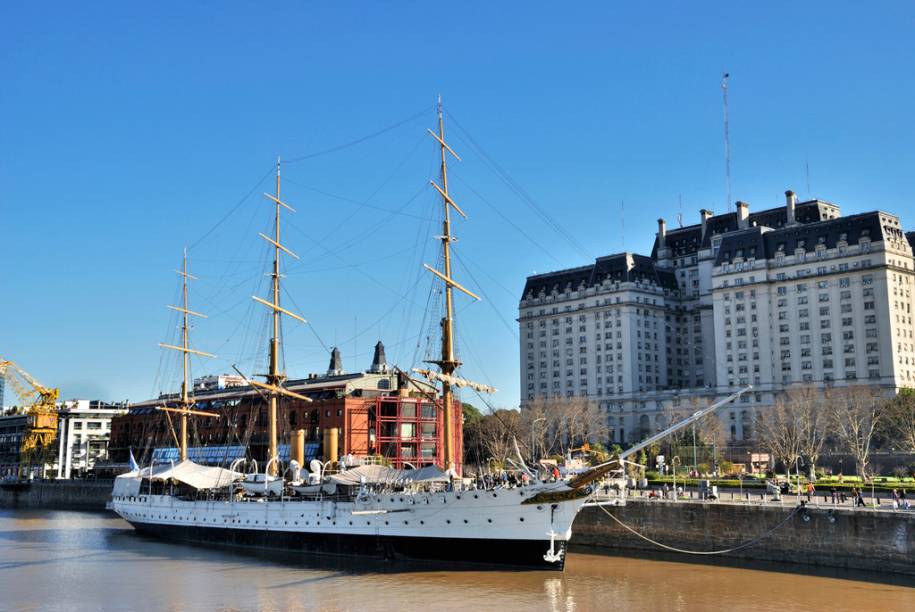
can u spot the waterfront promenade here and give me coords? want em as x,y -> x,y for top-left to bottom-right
575,492 -> 915,577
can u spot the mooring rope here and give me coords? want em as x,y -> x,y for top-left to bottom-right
590,499 -> 803,555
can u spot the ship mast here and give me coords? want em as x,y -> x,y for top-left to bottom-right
252,157 -> 311,475
158,249 -> 217,461
414,97 -> 495,473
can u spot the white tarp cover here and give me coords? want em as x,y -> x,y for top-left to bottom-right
112,471 -> 142,497
329,464 -> 452,486
142,460 -> 243,490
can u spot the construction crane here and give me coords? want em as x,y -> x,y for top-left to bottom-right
0,359 -> 60,479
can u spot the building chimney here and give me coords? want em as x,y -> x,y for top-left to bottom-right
327,347 -> 344,377
700,209 -> 712,240
657,218 -> 667,247
736,201 -> 749,230
369,340 -> 388,374
785,190 -> 797,225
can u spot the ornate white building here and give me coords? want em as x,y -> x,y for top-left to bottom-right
519,191 -> 915,444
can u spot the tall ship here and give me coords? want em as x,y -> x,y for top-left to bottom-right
109,103 -> 747,569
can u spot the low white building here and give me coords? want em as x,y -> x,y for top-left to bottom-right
56,400 -> 126,479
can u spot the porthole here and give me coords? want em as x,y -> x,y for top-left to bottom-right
385,521 -> 389,525
446,519 -> 451,524
463,519 -> 468,524
487,519 -> 492,523
420,520 -> 424,525
519,517 -> 525,522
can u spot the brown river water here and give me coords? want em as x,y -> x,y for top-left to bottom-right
0,509 -> 912,611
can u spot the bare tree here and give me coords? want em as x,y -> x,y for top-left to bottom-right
468,409 -> 524,469
789,386 -> 828,480
520,396 -> 608,458
883,389 -> 915,453
663,400 -> 727,455
824,386 -> 886,479
755,394 -> 802,474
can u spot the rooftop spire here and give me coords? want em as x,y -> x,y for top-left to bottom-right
369,340 -> 388,374
327,347 -> 344,377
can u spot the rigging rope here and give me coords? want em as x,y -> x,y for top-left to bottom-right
283,106 -> 432,164
188,165 -> 275,250
445,109 -> 592,261
590,500 -> 803,555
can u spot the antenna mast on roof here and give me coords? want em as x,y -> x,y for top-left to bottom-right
806,160 -> 811,197
678,193 -> 684,228
722,72 -> 732,212
621,200 -> 625,251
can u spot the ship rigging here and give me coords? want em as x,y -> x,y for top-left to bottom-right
109,103 -> 751,570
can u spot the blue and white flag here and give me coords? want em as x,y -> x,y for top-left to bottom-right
128,448 -> 140,472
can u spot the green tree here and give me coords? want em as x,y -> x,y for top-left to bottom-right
462,402 -> 482,425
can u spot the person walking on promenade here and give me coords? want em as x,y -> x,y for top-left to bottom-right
831,487 -> 837,504
806,482 -> 815,502
900,489 -> 909,510
856,488 -> 866,508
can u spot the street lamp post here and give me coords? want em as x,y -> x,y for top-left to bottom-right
672,455 -> 681,502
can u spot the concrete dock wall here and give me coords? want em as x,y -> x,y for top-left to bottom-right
572,498 -> 915,576
0,480 -> 112,510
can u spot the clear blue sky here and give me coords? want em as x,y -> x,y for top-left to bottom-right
3,2 -> 914,409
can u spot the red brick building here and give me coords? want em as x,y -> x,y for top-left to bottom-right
108,343 -> 463,472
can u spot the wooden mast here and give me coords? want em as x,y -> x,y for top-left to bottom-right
269,157 -> 282,475
159,249 -> 217,461
252,157 -> 309,475
416,97 -> 496,473
436,99 -> 459,471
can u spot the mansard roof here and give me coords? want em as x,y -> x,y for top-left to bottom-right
522,252 -> 676,298
713,211 -> 889,266
651,200 -> 839,258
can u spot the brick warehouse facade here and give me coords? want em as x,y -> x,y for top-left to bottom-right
108,343 -> 463,473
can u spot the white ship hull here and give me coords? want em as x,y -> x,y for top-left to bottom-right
111,486 -> 587,570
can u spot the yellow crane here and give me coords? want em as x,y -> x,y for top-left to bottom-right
0,359 -> 59,478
